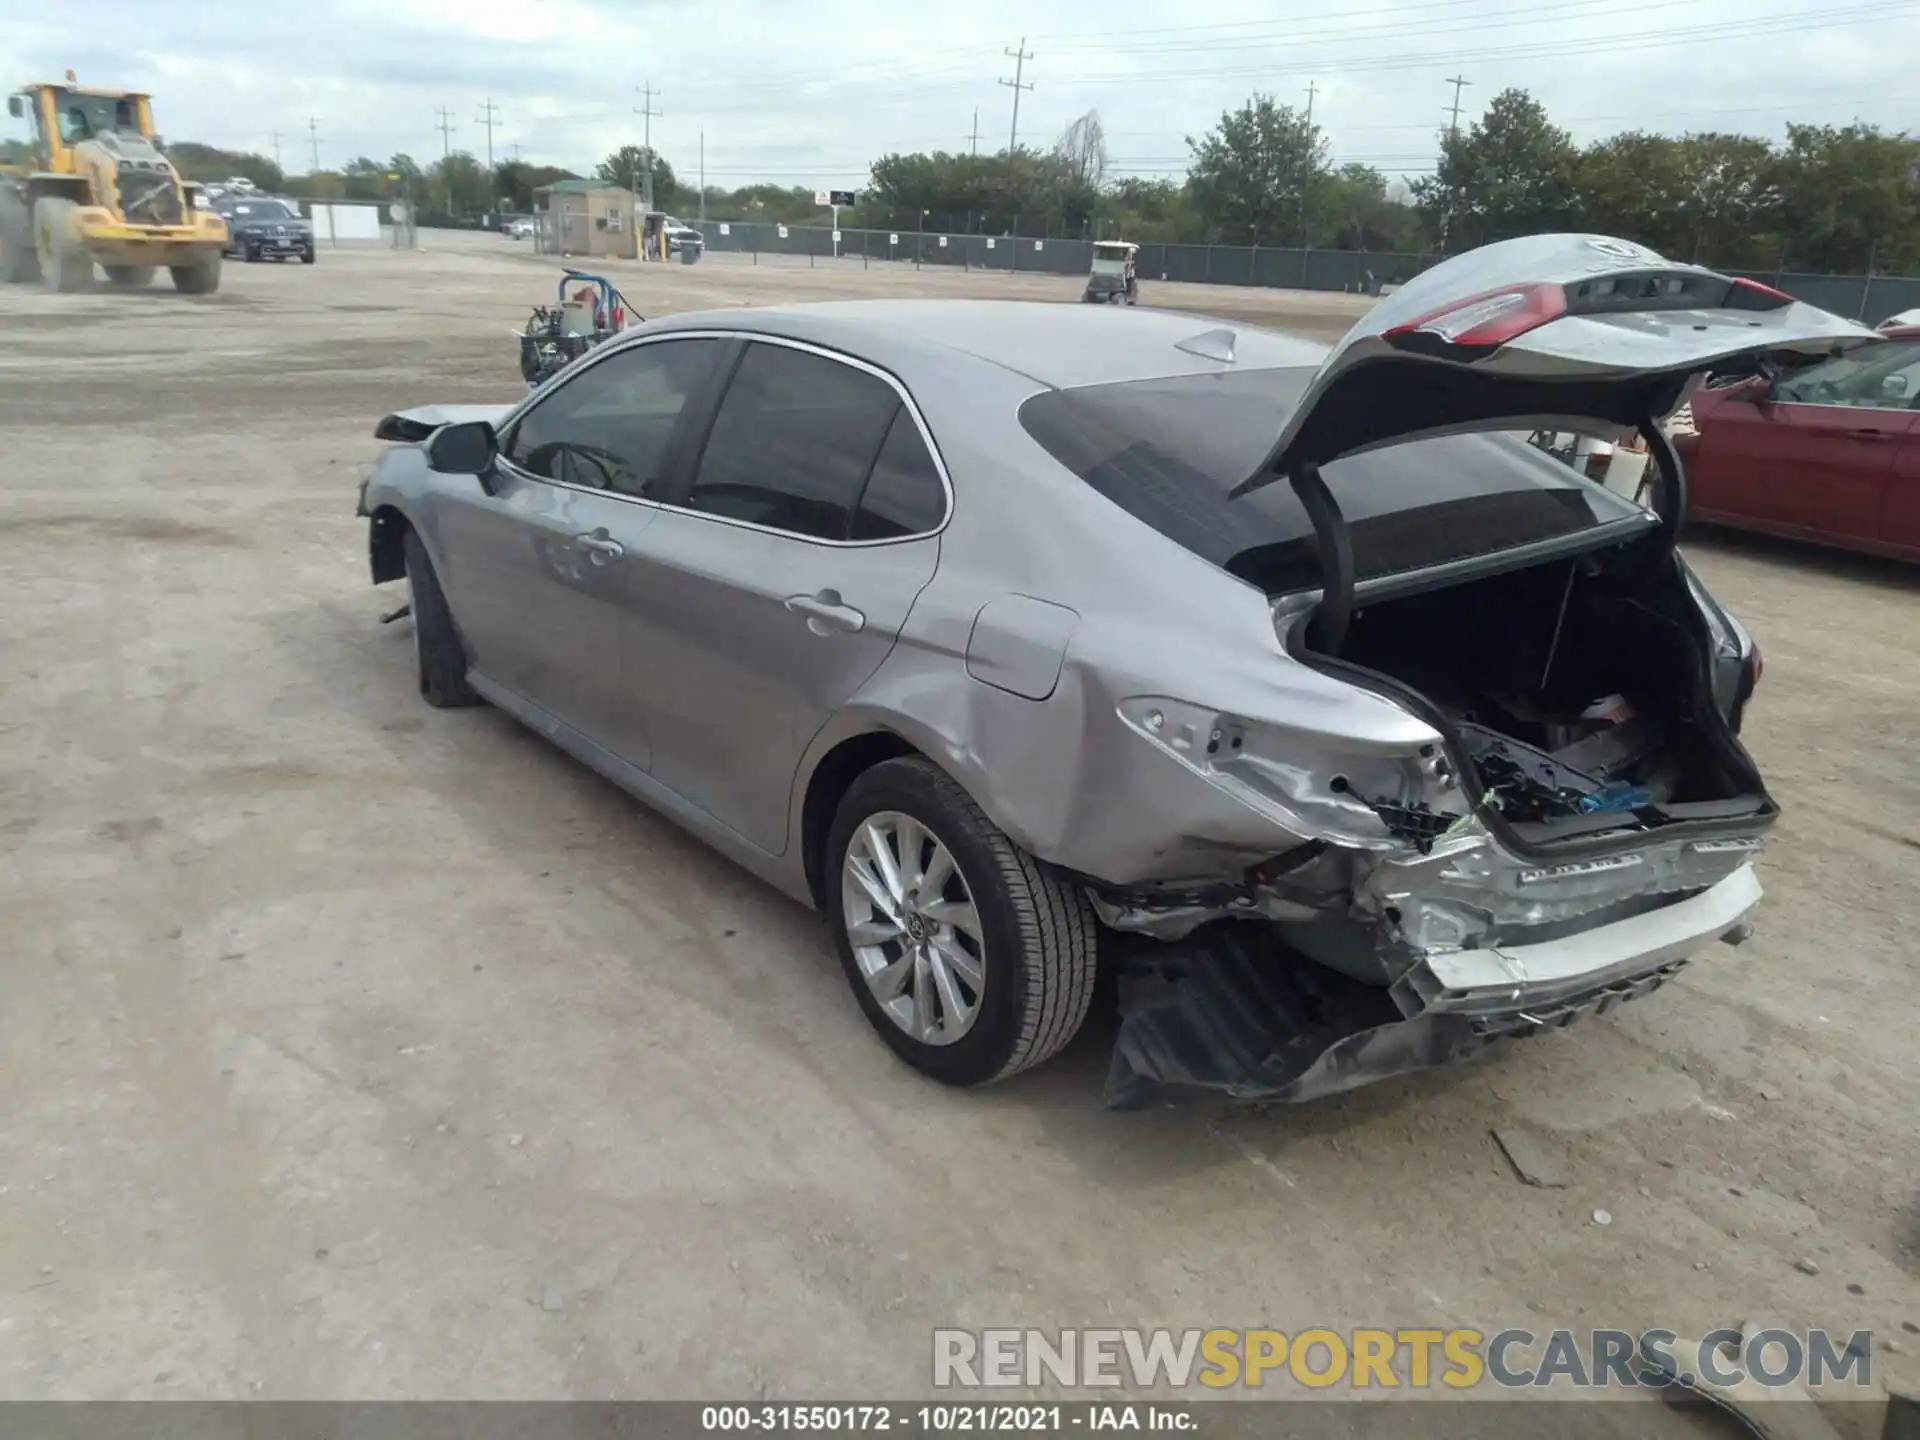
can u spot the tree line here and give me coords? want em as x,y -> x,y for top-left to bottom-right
103,83 -> 1920,275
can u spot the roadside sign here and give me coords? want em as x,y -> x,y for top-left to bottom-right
986,237 -> 995,250
889,233 -> 899,245
813,189 -> 830,207
719,222 -> 730,235
777,224 -> 789,238
832,230 -> 841,242
938,235 -> 948,247
829,189 -> 857,207
1034,239 -> 1043,251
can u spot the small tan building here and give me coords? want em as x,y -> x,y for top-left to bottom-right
535,180 -> 636,260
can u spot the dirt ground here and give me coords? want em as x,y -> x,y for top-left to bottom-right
0,232 -> 1915,1414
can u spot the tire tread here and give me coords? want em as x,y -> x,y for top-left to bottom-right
403,529 -> 482,708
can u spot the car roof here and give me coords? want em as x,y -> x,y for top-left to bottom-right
638,298 -> 1329,389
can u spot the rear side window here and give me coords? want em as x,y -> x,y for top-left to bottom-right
850,408 -> 946,539
687,343 -> 902,540
1018,368 -> 1643,593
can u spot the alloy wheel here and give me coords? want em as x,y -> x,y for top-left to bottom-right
841,810 -> 986,1046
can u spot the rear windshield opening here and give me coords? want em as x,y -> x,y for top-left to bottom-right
1017,367 -> 1646,594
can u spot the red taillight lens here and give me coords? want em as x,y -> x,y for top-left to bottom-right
1386,283 -> 1569,349
1750,644 -> 1763,686
1733,276 -> 1790,302
1729,276 -> 1794,310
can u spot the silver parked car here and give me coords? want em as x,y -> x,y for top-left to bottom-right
356,235 -> 1876,1106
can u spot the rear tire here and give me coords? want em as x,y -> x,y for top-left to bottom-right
403,530 -> 481,709
827,757 -> 1098,1087
104,264 -> 156,287
33,197 -> 92,292
0,187 -> 40,283
169,254 -> 221,294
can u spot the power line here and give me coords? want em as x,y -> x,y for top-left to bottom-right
475,97 -> 500,172
999,38 -> 1034,154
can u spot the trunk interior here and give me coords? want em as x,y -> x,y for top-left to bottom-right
1311,552 -> 1766,842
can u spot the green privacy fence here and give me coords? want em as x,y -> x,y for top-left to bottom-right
695,221 -> 1920,324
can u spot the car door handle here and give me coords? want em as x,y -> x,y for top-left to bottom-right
575,530 -> 624,562
785,590 -> 866,634
1850,428 -> 1895,442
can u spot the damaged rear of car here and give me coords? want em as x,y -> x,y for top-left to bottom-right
1020,234 -> 1877,1106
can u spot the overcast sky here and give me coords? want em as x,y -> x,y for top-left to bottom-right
4,0 -> 1915,189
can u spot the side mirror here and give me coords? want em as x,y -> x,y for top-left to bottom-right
424,420 -> 498,475
7,96 -> 22,118
1882,374 -> 1910,399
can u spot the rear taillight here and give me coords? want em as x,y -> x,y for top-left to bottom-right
1730,276 -> 1794,309
1386,283 -> 1568,349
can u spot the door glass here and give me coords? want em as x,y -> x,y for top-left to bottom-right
685,343 -> 903,540
851,407 -> 947,539
502,338 -> 722,495
1775,340 -> 1920,410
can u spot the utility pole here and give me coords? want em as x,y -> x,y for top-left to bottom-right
306,116 -> 321,174
475,97 -> 499,172
434,106 -> 457,214
271,131 -> 282,172
1299,81 -> 1318,247
968,106 -> 981,158
634,83 -> 661,214
999,39 -> 1033,155
508,142 -> 522,161
699,129 -> 706,223
1441,75 -> 1471,253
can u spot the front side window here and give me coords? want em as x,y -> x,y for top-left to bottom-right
685,343 -> 907,541
502,338 -> 723,496
1774,340 -> 1920,410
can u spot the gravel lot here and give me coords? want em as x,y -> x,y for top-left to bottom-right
1,232 -> 1914,1411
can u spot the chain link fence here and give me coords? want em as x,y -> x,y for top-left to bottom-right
695,221 -> 1920,324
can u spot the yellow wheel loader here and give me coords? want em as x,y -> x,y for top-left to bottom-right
0,76 -> 227,294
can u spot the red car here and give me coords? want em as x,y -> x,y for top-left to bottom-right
1674,324 -> 1920,561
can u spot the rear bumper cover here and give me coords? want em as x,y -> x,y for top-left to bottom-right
1105,865 -> 1760,1107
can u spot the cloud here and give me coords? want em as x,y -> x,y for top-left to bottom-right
4,0 -> 1915,187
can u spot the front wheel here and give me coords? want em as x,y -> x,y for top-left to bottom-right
403,530 -> 481,708
34,196 -> 91,292
827,757 -> 1098,1087
299,249 -> 316,265
169,254 -> 220,294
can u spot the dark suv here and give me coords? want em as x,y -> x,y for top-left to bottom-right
215,196 -> 315,264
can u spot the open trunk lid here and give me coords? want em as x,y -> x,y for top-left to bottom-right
1235,234 -> 1880,494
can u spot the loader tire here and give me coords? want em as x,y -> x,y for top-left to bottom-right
403,530 -> 481,709
170,254 -> 221,295
827,756 -> 1099,1087
0,188 -> 39,283
33,197 -> 92,292
104,265 -> 156,288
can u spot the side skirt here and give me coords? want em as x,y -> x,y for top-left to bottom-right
466,671 -> 810,905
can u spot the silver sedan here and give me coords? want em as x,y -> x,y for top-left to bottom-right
357,234 -> 1877,1106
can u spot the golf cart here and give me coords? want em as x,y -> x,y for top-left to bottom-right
1083,240 -> 1139,305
